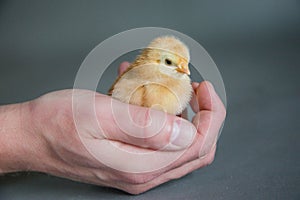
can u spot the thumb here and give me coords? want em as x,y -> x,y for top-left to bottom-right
95,96 -> 196,151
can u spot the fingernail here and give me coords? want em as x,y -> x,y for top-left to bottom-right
170,119 -> 196,149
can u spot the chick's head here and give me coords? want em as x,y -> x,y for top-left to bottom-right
134,36 -> 191,76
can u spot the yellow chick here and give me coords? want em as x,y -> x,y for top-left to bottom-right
108,36 -> 192,115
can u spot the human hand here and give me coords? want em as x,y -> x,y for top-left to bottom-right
1,62 -> 226,194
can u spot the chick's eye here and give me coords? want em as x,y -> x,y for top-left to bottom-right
165,58 -> 172,66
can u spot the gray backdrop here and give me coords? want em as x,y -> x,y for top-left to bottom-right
0,0 -> 299,199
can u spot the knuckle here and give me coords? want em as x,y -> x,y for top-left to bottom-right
199,145 -> 216,166
131,107 -> 151,128
204,154 -> 215,166
202,149 -> 216,166
121,173 -> 152,185
141,137 -> 165,150
215,104 -> 226,122
124,187 -> 145,195
147,128 -> 170,147
218,102 -> 227,118
141,117 -> 172,149
220,106 -> 227,120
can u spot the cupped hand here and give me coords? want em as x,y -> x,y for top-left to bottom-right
26,62 -> 226,194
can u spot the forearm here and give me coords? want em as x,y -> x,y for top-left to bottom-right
0,102 -> 40,173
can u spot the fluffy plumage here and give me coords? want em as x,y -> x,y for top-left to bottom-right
108,36 -> 193,115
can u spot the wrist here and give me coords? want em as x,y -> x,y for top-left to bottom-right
0,102 -> 45,173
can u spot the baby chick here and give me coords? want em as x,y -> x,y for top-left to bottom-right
108,36 -> 192,115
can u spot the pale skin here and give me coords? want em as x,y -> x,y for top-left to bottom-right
0,62 -> 226,194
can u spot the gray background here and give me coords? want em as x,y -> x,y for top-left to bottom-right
0,0 -> 299,199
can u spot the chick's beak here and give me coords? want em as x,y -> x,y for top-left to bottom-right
176,62 -> 190,75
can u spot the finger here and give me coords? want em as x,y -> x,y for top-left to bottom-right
94,95 -> 196,151
190,81 -> 213,113
91,131 -> 215,193
136,148 -> 216,194
191,81 -> 226,157
119,130 -> 215,184
193,81 -> 226,113
190,82 -> 199,113
118,61 -> 131,75
153,131 -> 215,176
116,142 -> 216,194
197,81 -> 214,111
